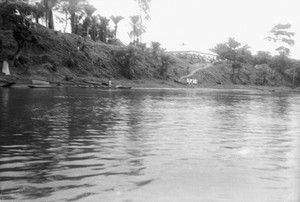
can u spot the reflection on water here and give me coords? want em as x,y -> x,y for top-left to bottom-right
0,88 -> 300,202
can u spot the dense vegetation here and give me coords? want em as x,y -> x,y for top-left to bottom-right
0,0 -> 182,81
210,24 -> 300,86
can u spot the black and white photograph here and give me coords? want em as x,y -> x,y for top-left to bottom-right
0,0 -> 300,201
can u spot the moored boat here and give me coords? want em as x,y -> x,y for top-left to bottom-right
115,85 -> 132,89
28,84 -> 53,88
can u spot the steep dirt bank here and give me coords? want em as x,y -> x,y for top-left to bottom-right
0,25 -> 189,85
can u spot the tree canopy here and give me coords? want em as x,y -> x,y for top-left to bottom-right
210,38 -> 252,63
266,23 -> 295,56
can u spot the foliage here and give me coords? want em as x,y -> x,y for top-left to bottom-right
82,3 -> 96,37
266,23 -> 295,56
61,0 -> 86,34
129,15 -> 140,45
269,54 -> 292,72
253,51 -> 272,65
134,0 -> 151,43
236,44 -> 252,63
114,45 -> 140,79
33,2 -> 45,25
151,41 -> 161,59
55,1 -> 69,32
0,1 -> 39,67
210,38 -> 253,63
160,53 -> 173,79
110,15 -> 124,41
134,0 -> 151,20
0,1 -> 36,29
98,15 -> 112,43
43,0 -> 58,29
228,37 -> 241,49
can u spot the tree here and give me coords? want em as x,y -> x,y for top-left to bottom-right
0,1 -> 36,30
210,38 -> 239,61
89,15 -> 99,41
55,0 -> 70,32
134,0 -> 150,43
134,0 -> 151,19
65,0 -> 86,34
41,0 -> 58,29
82,4 -> 96,37
32,2 -> 45,25
266,23 -> 295,56
228,37 -> 241,49
151,41 -> 161,59
236,44 -> 252,63
129,15 -> 140,45
110,15 -> 124,41
253,51 -> 272,65
160,54 -> 173,79
98,15 -> 111,43
210,38 -> 252,63
0,1 -> 38,67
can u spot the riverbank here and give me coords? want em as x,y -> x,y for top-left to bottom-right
1,74 -> 299,93
88,78 -> 300,92
1,23 -> 298,90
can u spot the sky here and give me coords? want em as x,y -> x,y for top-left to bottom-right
88,0 -> 300,59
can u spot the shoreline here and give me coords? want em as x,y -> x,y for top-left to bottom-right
105,79 -> 300,93
1,76 -> 299,92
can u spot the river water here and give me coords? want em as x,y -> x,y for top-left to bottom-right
0,88 -> 299,202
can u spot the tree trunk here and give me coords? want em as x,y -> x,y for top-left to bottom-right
48,10 -> 54,29
13,45 -> 24,67
35,16 -> 39,24
114,24 -> 117,39
70,12 -> 76,34
74,15 -> 78,34
64,12 -> 68,33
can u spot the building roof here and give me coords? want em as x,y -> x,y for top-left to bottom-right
165,50 -> 217,57
165,44 -> 217,56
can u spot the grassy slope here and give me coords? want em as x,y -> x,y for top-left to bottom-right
192,63 -> 293,87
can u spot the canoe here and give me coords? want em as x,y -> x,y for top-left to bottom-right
116,85 -> 132,89
28,84 -> 53,88
31,80 -> 50,85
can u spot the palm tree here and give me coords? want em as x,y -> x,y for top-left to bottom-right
32,2 -> 45,25
110,15 -> 124,40
98,15 -> 110,43
82,4 -> 96,37
41,0 -> 58,29
134,0 -> 151,43
129,15 -> 140,45
55,1 -> 69,32
67,0 -> 86,34
90,15 -> 99,41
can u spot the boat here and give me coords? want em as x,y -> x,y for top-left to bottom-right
28,84 -> 53,88
115,85 -> 132,89
31,80 -> 50,85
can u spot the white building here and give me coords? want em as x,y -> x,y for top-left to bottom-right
165,43 -> 217,60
